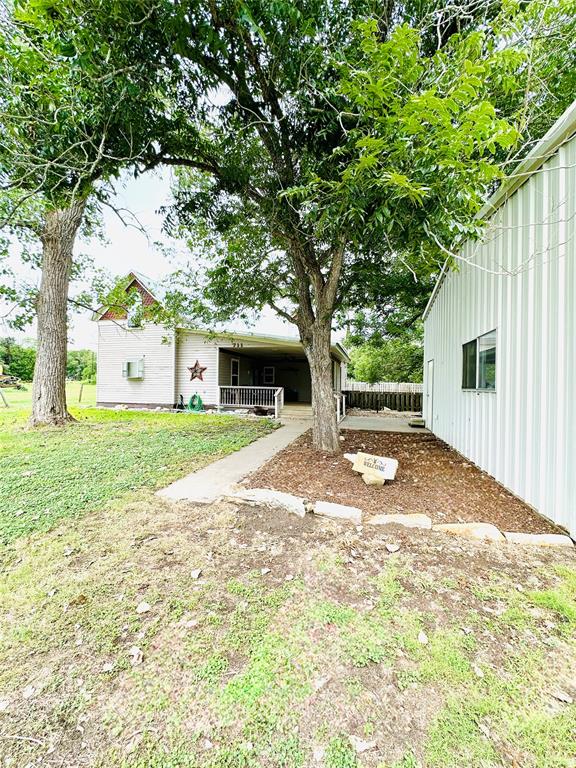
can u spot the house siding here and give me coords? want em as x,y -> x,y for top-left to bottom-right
218,351 -> 253,387
424,134 -> 576,536
96,322 -> 175,406
175,331 -> 221,406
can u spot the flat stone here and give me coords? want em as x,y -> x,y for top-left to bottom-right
233,488 -> 307,518
362,473 -> 385,487
368,513 -> 432,529
352,452 -> 398,481
432,522 -> 505,542
314,500 -> 362,525
504,532 -> 574,548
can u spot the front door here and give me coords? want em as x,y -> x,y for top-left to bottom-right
426,359 -> 434,428
231,358 -> 240,386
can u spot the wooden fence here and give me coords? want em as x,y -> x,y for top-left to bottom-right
343,389 -> 422,412
342,379 -> 423,393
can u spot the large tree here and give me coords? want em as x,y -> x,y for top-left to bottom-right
0,0 -> 176,424
150,0 -> 563,451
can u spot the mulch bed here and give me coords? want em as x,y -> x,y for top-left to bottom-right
246,429 -> 562,535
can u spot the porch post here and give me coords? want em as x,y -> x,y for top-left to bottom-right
216,346 -> 221,412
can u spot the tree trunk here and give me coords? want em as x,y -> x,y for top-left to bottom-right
31,198 -> 86,426
302,320 -> 340,453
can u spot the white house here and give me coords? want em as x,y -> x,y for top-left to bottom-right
94,273 -> 349,419
423,101 -> 576,537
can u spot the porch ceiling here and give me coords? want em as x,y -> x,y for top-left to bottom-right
220,345 -> 307,361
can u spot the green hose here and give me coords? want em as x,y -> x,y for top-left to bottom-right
188,393 -> 204,412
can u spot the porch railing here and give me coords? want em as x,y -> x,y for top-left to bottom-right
218,386 -> 285,419
334,392 -> 346,423
274,387 -> 284,419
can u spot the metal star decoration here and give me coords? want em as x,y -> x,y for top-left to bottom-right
188,360 -> 207,381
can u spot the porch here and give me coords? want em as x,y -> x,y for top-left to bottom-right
216,343 -> 345,420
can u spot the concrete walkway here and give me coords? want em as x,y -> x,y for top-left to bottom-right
341,415 -> 429,433
157,420 -> 310,503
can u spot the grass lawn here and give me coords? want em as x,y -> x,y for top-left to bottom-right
0,380 -> 96,411
0,492 -> 575,767
0,405 -> 575,767
0,399 -> 273,543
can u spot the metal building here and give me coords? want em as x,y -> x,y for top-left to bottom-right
423,101 -> 576,536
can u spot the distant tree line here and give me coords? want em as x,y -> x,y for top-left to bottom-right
346,325 -> 423,384
0,338 -> 95,383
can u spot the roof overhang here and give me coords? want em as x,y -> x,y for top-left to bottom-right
423,98 -> 576,321
178,326 -> 350,362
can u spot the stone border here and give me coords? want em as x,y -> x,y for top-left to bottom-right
230,489 -> 574,548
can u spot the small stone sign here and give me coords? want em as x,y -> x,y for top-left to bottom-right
351,452 -> 398,483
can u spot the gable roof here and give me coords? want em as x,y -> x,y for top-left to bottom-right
423,98 -> 576,320
92,271 -> 161,321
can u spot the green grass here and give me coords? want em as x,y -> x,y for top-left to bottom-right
324,736 -> 358,768
0,380 -> 95,413
0,405 -> 273,542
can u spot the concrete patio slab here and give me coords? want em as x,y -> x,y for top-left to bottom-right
340,415 -> 429,433
157,420 -> 310,503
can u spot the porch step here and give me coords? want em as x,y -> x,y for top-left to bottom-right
281,404 -> 313,420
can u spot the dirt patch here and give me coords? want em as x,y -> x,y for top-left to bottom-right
246,429 -> 563,535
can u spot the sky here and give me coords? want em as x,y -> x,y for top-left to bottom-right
1,168 -> 297,350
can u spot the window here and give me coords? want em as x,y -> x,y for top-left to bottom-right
462,330 -> 496,390
478,330 -> 496,390
122,359 -> 144,379
127,294 -> 143,327
231,358 -> 240,386
263,366 -> 275,385
462,340 -> 477,389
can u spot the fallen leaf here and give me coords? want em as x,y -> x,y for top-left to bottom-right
69,594 -> 88,607
129,646 -> 143,666
552,690 -> 574,704
313,675 -> 331,692
349,736 -> 377,753
313,746 -> 326,762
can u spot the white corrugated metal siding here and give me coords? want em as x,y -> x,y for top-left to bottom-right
424,131 -> 576,536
